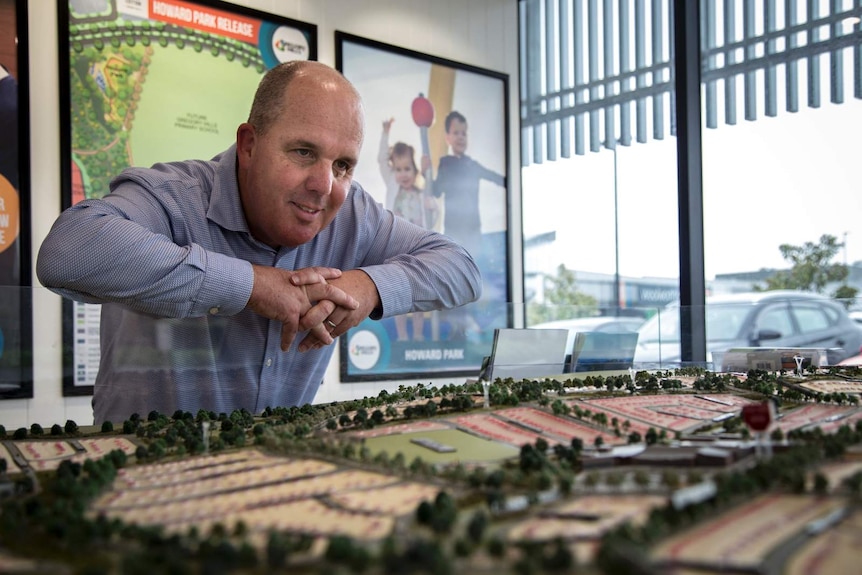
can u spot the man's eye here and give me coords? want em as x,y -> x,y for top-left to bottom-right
334,161 -> 352,176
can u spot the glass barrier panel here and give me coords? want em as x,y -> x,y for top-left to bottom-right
0,285 -> 33,398
12,290 -> 862,422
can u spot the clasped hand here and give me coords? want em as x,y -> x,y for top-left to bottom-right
247,265 -> 377,352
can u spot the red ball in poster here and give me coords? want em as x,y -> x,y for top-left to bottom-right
412,93 -> 434,128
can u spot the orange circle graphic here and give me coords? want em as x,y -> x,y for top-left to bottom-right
0,174 -> 20,254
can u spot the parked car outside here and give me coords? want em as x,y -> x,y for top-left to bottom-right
532,315 -> 646,355
634,290 -> 862,369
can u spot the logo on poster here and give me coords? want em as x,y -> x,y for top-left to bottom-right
348,330 -> 381,371
271,27 -> 309,62
118,0 -> 148,20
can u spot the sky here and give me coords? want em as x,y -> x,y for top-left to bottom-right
521,96 -> 862,282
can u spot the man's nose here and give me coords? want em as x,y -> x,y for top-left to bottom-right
306,162 -> 334,194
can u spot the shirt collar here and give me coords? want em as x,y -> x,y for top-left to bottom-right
207,144 -> 249,234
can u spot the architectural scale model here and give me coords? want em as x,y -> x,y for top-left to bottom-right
1,365 -> 861,574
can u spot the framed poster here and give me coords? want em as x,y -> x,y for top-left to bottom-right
0,0 -> 32,399
336,32 -> 511,382
58,0 -> 316,396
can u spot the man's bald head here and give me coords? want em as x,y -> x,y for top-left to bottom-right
247,60 -> 362,137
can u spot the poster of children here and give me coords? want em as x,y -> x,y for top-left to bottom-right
337,33 -> 510,381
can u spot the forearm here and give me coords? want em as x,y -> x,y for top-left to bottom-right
360,233 -> 482,318
37,200 -> 253,318
325,184 -> 482,319
326,269 -> 381,319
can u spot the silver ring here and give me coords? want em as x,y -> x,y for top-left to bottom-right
326,320 -> 337,328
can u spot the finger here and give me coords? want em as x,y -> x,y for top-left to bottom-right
297,325 -> 332,352
289,270 -> 323,286
299,300 -> 337,331
297,332 -> 317,352
298,337 -> 326,353
311,323 -> 333,345
306,283 -> 359,311
323,318 -> 343,339
311,266 -> 344,281
289,267 -> 343,286
325,314 -> 352,339
330,323 -> 347,340
279,309 -> 303,351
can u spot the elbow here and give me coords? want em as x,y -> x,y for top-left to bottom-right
35,241 -> 58,288
466,255 -> 483,303
36,233 -> 73,289
470,279 -> 483,303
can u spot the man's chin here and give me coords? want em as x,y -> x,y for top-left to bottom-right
283,229 -> 322,248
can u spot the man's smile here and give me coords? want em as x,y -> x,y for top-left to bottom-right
293,201 -> 323,215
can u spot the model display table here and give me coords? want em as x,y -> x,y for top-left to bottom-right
1,367 -> 861,574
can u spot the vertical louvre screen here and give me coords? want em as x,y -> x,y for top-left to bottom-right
520,0 -> 862,165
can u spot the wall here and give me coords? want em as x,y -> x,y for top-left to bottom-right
1,0 -> 521,428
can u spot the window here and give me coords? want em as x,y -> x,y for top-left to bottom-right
519,0 -> 679,322
753,304 -> 795,337
792,303 -> 833,334
701,0 -> 861,295
519,1 -> 862,361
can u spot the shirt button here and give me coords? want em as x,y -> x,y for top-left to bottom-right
265,358 -> 273,367
208,307 -> 220,315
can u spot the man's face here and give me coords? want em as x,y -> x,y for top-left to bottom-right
445,118 -> 468,156
236,74 -> 363,248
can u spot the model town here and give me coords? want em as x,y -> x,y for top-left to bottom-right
2,360 -> 862,575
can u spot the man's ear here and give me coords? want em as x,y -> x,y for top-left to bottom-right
236,123 -> 256,162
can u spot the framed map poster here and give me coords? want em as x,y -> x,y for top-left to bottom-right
336,32 -> 512,382
58,0 -> 316,395
0,0 -> 32,399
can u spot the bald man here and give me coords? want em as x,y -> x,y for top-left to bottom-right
38,61 -> 481,423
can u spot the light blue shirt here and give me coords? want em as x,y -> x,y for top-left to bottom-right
37,145 -> 481,423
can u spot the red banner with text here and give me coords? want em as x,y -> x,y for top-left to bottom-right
148,0 -> 261,44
